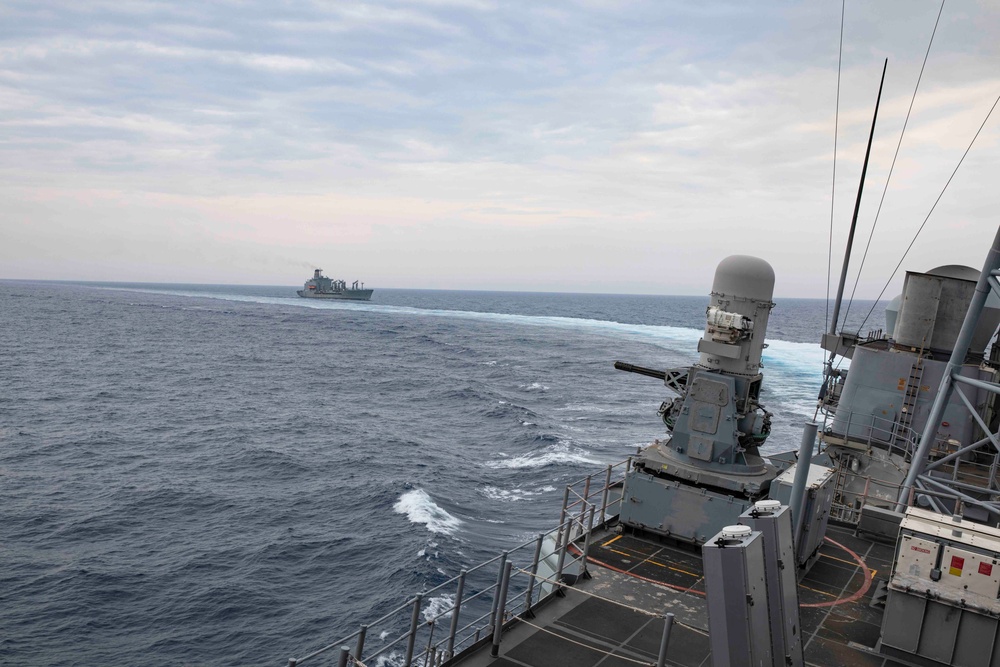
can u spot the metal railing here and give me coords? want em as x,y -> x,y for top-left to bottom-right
285,459 -> 630,667
819,405 -> 1000,524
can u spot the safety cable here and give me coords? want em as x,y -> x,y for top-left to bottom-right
854,89 -> 1000,339
841,0 -> 946,329
826,0 -> 846,339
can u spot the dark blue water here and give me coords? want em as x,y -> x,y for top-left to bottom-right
0,281 -> 885,666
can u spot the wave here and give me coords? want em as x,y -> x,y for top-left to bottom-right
517,382 -> 548,392
393,489 -> 462,535
422,594 -> 455,623
484,441 -> 599,469
479,485 -> 557,502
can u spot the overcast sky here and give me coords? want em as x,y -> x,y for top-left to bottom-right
2,1 -> 998,297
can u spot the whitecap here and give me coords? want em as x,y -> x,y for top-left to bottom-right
518,382 -> 549,391
484,441 -> 599,469
481,485 -> 555,502
421,593 -> 455,622
393,489 -> 462,535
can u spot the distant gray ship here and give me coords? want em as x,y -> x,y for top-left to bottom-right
297,269 -> 373,301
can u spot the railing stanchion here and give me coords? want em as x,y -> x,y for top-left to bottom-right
579,504 -> 596,579
490,562 -> 514,658
446,570 -> 466,659
556,486 -> 571,546
555,516 -> 570,592
656,613 -> 675,667
423,620 -> 436,667
523,534 -> 544,616
600,464 -> 613,523
489,552 -> 508,628
354,624 -> 367,663
404,594 -> 422,667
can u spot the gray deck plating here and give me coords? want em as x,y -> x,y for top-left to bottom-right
452,523 -> 900,667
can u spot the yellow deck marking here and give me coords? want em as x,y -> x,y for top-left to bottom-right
605,548 -> 700,578
602,535 -> 623,547
668,566 -> 700,578
824,554 -> 878,590
820,553 -> 878,578
820,553 -> 858,567
798,584 -> 838,599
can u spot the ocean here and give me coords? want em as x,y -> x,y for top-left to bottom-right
0,281 -> 886,666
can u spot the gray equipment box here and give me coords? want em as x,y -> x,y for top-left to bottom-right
703,526 -> 774,667
769,463 -> 835,574
881,507 -> 1000,666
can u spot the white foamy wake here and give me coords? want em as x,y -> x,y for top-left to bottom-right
484,441 -> 599,469
101,285 -> 711,345
393,489 -> 462,535
760,339 -> 831,422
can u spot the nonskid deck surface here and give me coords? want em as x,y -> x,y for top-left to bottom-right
453,524 -> 902,667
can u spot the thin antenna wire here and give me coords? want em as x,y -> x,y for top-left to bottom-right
842,0 -> 945,327
826,0 -> 845,337
855,90 -> 1000,334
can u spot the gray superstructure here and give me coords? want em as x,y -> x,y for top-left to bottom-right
297,269 -> 373,301
283,230 -> 1000,667
282,38 -> 1000,667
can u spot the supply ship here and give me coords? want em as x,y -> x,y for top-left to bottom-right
297,269 -> 373,301
283,34 -> 1000,667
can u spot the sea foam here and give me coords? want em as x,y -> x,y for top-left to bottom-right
484,441 -> 599,469
393,489 -> 462,535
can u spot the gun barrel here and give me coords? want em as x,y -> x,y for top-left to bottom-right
614,361 -> 667,381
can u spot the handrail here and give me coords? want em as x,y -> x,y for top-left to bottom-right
285,459 -> 630,667
820,406 -> 964,464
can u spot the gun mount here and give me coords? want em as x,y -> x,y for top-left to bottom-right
614,361 -> 666,380
617,256 -> 780,544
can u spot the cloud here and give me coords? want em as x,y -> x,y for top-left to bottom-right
1,0 -> 999,295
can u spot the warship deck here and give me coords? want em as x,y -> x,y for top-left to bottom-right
451,522 -> 900,667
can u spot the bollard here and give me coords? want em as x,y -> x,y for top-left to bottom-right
655,614 -> 675,667
490,561 -> 514,657
337,645 -> 351,667
288,660 -> 297,667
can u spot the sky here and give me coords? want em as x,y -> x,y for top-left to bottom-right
1,1 -> 999,298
